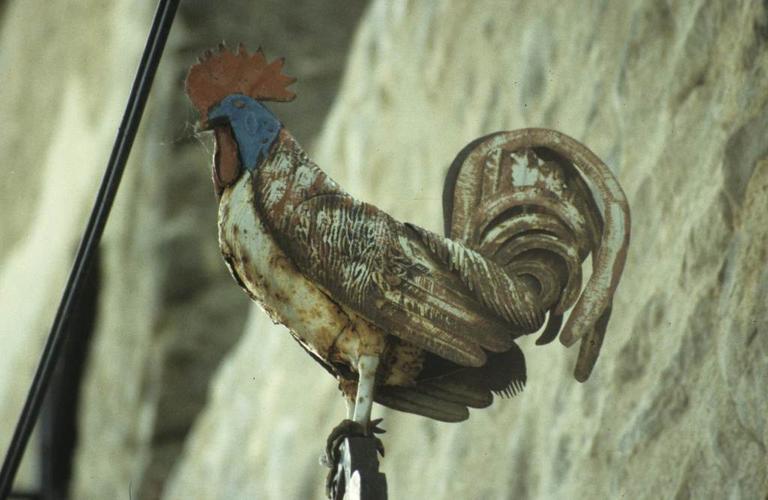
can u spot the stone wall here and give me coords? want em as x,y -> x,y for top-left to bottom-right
167,1 -> 768,499
1,1 -> 766,499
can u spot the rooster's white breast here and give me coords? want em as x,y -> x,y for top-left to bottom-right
218,173 -> 351,360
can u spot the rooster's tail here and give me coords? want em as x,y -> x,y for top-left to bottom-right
442,129 -> 630,381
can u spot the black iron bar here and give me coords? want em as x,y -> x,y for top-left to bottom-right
331,438 -> 387,500
0,1 -> 180,496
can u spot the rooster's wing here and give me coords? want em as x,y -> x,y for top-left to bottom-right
281,192 -> 542,367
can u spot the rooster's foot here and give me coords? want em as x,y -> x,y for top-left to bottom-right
322,418 -> 385,498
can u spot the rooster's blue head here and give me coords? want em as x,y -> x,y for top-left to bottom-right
206,94 -> 282,173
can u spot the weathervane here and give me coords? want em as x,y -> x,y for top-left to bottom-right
185,44 -> 630,498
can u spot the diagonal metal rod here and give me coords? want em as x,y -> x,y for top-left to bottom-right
0,0 -> 180,496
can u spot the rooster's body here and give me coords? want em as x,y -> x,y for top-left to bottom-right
184,45 -> 630,434
218,122 -> 538,422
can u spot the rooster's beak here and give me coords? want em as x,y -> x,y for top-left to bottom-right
198,113 -> 229,133
198,103 -> 229,132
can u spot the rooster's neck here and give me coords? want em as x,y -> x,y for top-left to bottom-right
252,129 -> 344,237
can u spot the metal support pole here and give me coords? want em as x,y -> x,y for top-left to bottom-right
330,438 -> 387,500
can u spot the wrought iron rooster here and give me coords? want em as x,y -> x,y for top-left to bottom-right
185,44 -> 630,462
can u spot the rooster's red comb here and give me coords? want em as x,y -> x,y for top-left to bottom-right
185,43 -> 296,122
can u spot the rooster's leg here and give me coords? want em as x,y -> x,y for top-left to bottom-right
323,355 -> 385,497
352,354 -> 378,425
345,397 -> 354,419
324,356 -> 384,460
325,355 -> 385,461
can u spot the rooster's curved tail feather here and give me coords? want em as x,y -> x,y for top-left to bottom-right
442,129 -> 630,381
